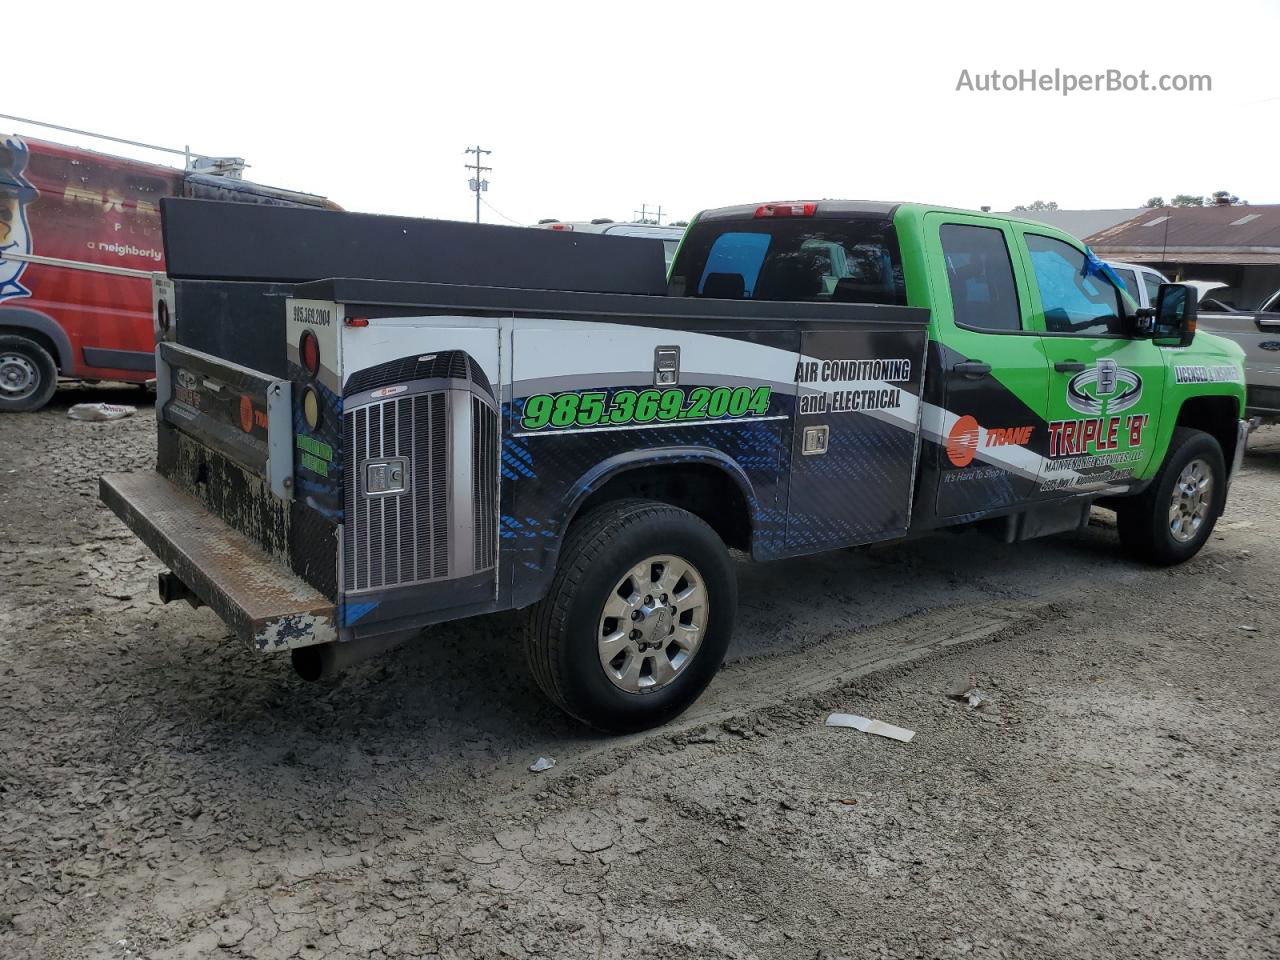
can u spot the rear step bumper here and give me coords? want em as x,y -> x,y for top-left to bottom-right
99,472 -> 337,652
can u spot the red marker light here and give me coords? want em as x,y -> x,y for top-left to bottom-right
344,316 -> 369,327
299,330 -> 320,377
754,202 -> 817,218
548,223 -> 574,231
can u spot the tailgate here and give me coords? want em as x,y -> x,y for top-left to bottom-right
152,283 -> 343,603
157,340 -> 293,500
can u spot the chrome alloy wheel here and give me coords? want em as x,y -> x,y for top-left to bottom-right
1169,457 -> 1213,543
0,352 -> 38,401
597,555 -> 708,694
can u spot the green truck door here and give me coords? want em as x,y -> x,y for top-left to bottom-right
924,214 -> 1052,518
1014,229 -> 1166,495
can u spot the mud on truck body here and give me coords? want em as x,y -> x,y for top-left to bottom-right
101,198 -> 1248,731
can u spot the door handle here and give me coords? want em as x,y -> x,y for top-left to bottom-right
953,361 -> 991,378
1054,361 -> 1086,373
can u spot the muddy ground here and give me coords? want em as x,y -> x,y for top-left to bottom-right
1,385 -> 1277,960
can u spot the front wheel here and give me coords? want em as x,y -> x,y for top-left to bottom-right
1115,427 -> 1226,565
524,499 -> 737,732
0,335 -> 58,412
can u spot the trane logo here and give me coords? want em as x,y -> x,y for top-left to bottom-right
292,305 -> 333,327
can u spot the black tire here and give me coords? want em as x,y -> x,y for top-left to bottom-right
525,499 -> 737,732
1115,427 -> 1226,565
0,335 -> 58,412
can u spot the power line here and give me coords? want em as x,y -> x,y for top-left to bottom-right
464,145 -> 492,224
479,195 -> 525,226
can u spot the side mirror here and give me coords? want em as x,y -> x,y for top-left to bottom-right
1152,283 -> 1197,347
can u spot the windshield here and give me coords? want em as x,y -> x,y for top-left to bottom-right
673,217 -> 906,305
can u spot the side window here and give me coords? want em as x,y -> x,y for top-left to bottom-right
1142,271 -> 1166,305
1026,234 -> 1123,336
938,224 -> 1022,332
1112,269 -> 1140,303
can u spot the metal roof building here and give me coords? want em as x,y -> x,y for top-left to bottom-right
992,208 -> 1143,240
1086,205 -> 1280,310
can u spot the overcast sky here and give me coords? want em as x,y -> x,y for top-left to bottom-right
7,0 -> 1279,225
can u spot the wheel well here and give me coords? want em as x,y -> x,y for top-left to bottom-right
0,325 -> 63,373
573,463 -> 752,552
1175,395 -> 1238,464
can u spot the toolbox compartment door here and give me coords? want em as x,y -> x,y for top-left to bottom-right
786,325 -> 929,551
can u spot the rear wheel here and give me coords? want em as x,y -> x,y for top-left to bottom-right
0,335 -> 58,412
525,499 -> 736,732
1116,427 -> 1226,565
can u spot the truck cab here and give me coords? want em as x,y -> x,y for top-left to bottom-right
672,201 -> 1245,529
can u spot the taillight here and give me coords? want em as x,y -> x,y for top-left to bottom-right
156,299 -> 170,334
754,202 -> 817,218
299,330 -> 320,377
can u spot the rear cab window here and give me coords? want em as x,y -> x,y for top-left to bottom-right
672,215 -> 906,305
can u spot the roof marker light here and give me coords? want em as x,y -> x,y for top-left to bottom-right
754,202 -> 817,218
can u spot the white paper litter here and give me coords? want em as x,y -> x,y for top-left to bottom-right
66,402 -> 137,422
961,686 -> 989,708
825,713 -> 915,743
528,756 -> 556,773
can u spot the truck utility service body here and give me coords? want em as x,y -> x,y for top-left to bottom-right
102,198 -> 1247,730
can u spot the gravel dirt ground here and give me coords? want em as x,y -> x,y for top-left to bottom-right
2,385 -> 1278,960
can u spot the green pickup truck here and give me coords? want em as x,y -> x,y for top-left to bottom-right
102,198 -> 1248,731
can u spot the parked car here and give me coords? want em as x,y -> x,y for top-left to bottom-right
1194,289 -> 1280,424
1104,260 -> 1169,310
535,219 -> 686,270
1102,263 -> 1278,422
0,131 -> 337,412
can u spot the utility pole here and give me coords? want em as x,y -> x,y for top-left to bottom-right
464,145 -> 491,224
633,203 -> 664,225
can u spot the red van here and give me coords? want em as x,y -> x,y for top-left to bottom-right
0,133 -> 336,411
